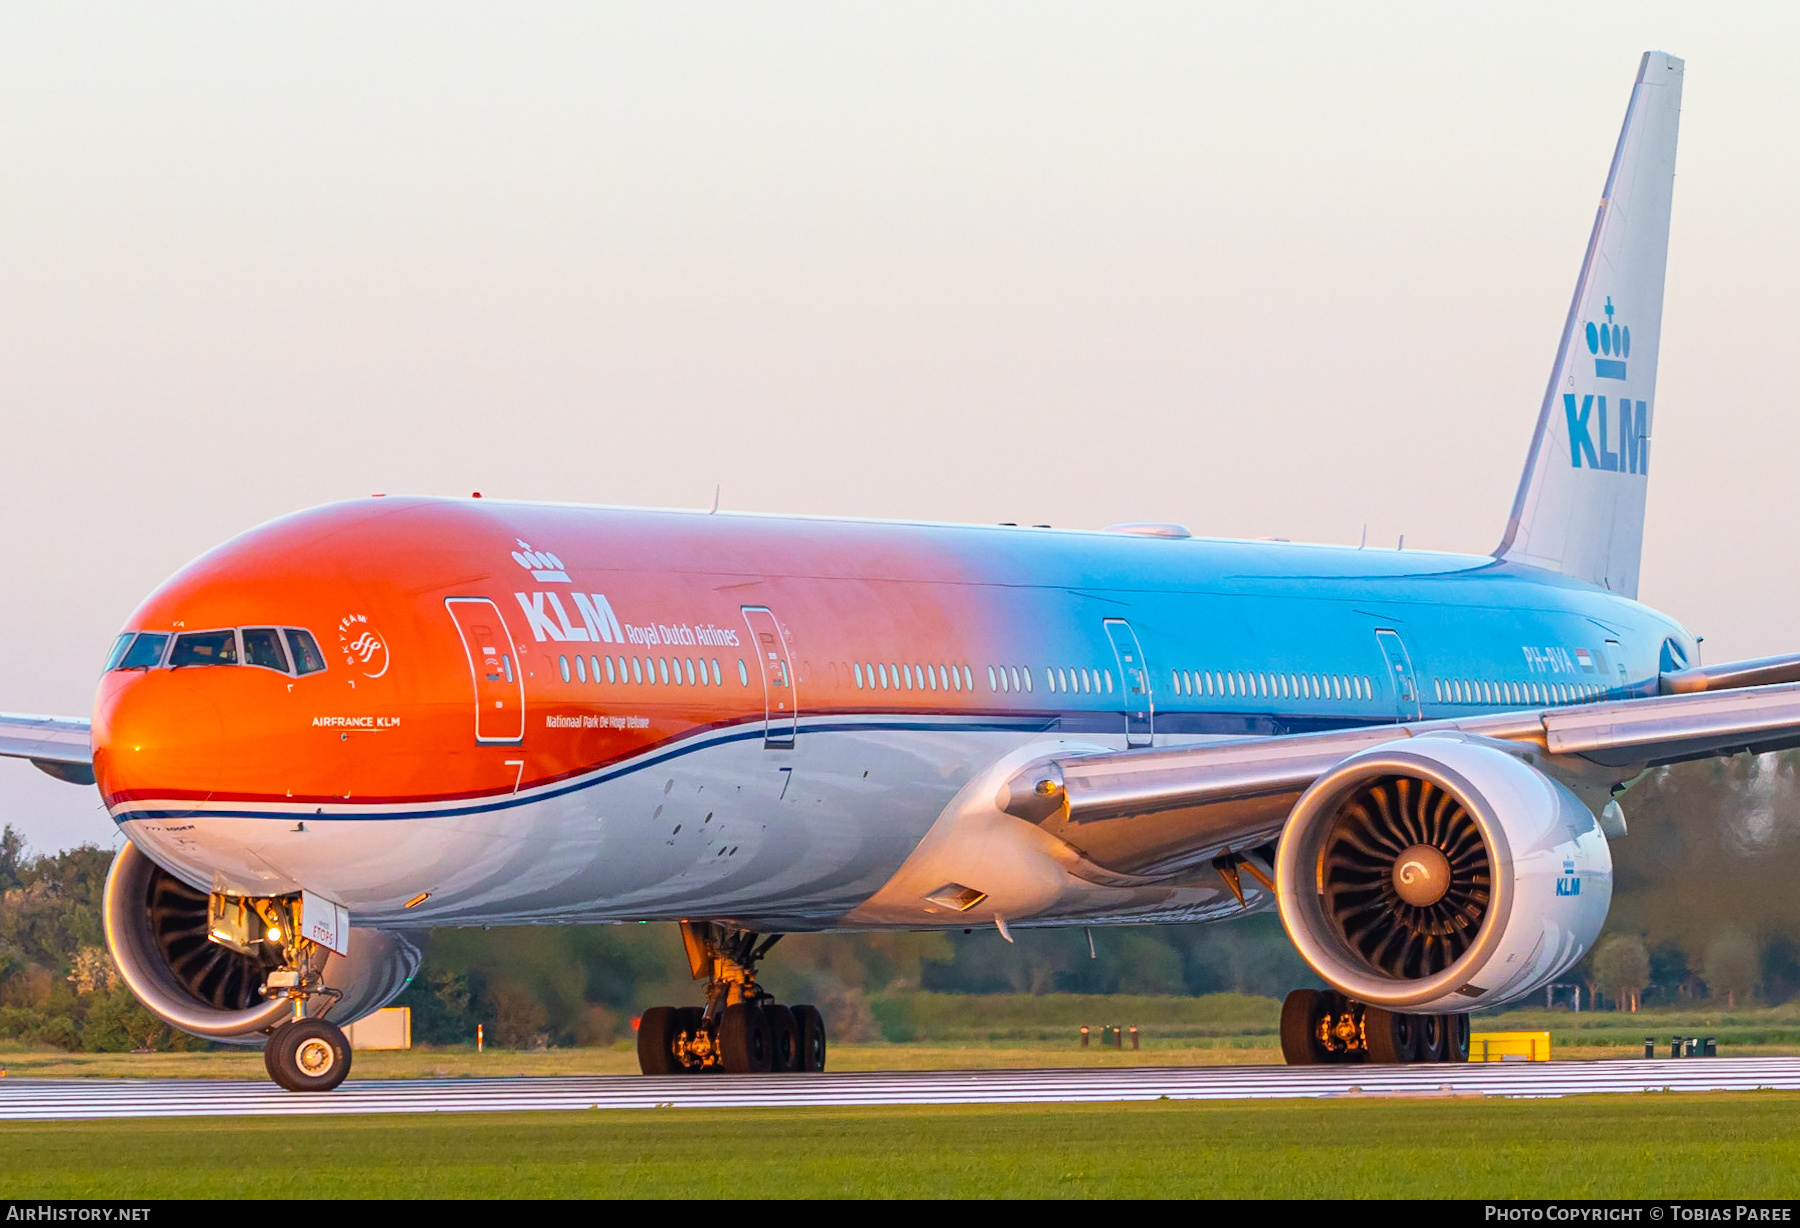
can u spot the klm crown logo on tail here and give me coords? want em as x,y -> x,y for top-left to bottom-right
1587,296 -> 1631,380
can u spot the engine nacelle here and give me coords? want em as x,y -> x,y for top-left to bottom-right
103,841 -> 422,1042
1275,733 -> 1610,1013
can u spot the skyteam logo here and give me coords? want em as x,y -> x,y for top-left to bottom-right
1585,295 -> 1630,380
1565,295 -> 1649,476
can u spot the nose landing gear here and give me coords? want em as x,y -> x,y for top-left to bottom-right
206,889 -> 354,1092
1280,989 -> 1471,1065
636,922 -> 828,1075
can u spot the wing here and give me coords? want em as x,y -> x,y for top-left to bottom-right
997,662 -> 1800,883
0,713 -> 95,786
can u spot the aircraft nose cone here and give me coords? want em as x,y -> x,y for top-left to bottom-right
92,672 -> 222,811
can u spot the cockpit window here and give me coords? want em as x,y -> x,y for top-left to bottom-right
169,630 -> 238,668
118,633 -> 171,670
285,628 -> 326,675
104,634 -> 134,672
242,628 -> 290,673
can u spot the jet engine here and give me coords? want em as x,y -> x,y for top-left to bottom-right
1275,733 -> 1610,1013
103,841 -> 422,1042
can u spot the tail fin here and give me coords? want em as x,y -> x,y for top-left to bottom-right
1496,51 -> 1683,598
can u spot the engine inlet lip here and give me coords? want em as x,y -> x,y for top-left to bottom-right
102,841 -> 293,1039
1275,742 -> 1517,1010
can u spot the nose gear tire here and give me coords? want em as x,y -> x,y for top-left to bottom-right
265,1018 -> 351,1092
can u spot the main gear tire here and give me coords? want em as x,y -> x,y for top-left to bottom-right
1443,1013 -> 1472,1063
792,1003 -> 827,1073
1280,989 -> 1330,1065
1416,1012 -> 1449,1063
719,1002 -> 773,1074
764,1004 -> 801,1073
1363,1006 -> 1419,1064
637,1006 -> 684,1075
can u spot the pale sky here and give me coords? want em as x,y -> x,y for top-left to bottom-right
5,3 -> 1799,852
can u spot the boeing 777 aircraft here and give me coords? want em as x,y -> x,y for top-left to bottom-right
6,51 -> 1792,1092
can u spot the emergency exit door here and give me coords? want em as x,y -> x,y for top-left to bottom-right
1103,618 -> 1154,747
741,606 -> 797,748
446,597 -> 525,743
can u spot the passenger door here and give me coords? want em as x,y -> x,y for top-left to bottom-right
1103,618 -> 1154,747
445,598 -> 526,744
741,606 -> 797,748
1374,628 -> 1421,722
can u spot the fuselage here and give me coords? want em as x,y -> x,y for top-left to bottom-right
94,496 -> 1693,931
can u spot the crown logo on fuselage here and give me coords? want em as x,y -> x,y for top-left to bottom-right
1585,296 -> 1630,381
511,540 -> 569,583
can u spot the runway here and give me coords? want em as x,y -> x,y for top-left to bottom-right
3,1057 -> 1800,1120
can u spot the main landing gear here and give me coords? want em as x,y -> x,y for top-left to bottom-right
1280,989 -> 1471,1065
637,922 -> 828,1075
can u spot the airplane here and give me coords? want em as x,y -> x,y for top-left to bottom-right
7,49 -> 1795,1092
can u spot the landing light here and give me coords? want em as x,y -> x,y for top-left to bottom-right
266,927 -> 282,942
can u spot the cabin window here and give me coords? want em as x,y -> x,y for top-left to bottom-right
630,658 -> 643,684
1021,666 -> 1032,693
712,659 -> 722,685
989,666 -> 998,691
242,628 -> 290,673
1104,670 -> 1114,693
1010,667 -> 1021,692
854,663 -> 864,689
169,630 -> 238,668
952,664 -> 964,691
576,655 -> 587,683
558,655 -> 570,682
737,659 -> 749,686
686,659 -> 697,685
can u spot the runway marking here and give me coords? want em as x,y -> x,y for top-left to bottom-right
2,1058 -> 1799,1120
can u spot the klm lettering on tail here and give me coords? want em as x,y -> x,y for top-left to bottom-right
1563,394 -> 1649,474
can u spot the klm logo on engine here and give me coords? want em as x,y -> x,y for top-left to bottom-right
1566,296 -> 1650,475
1556,857 -> 1581,897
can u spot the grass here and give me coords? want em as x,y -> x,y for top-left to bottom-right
3,1093 -> 1800,1197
